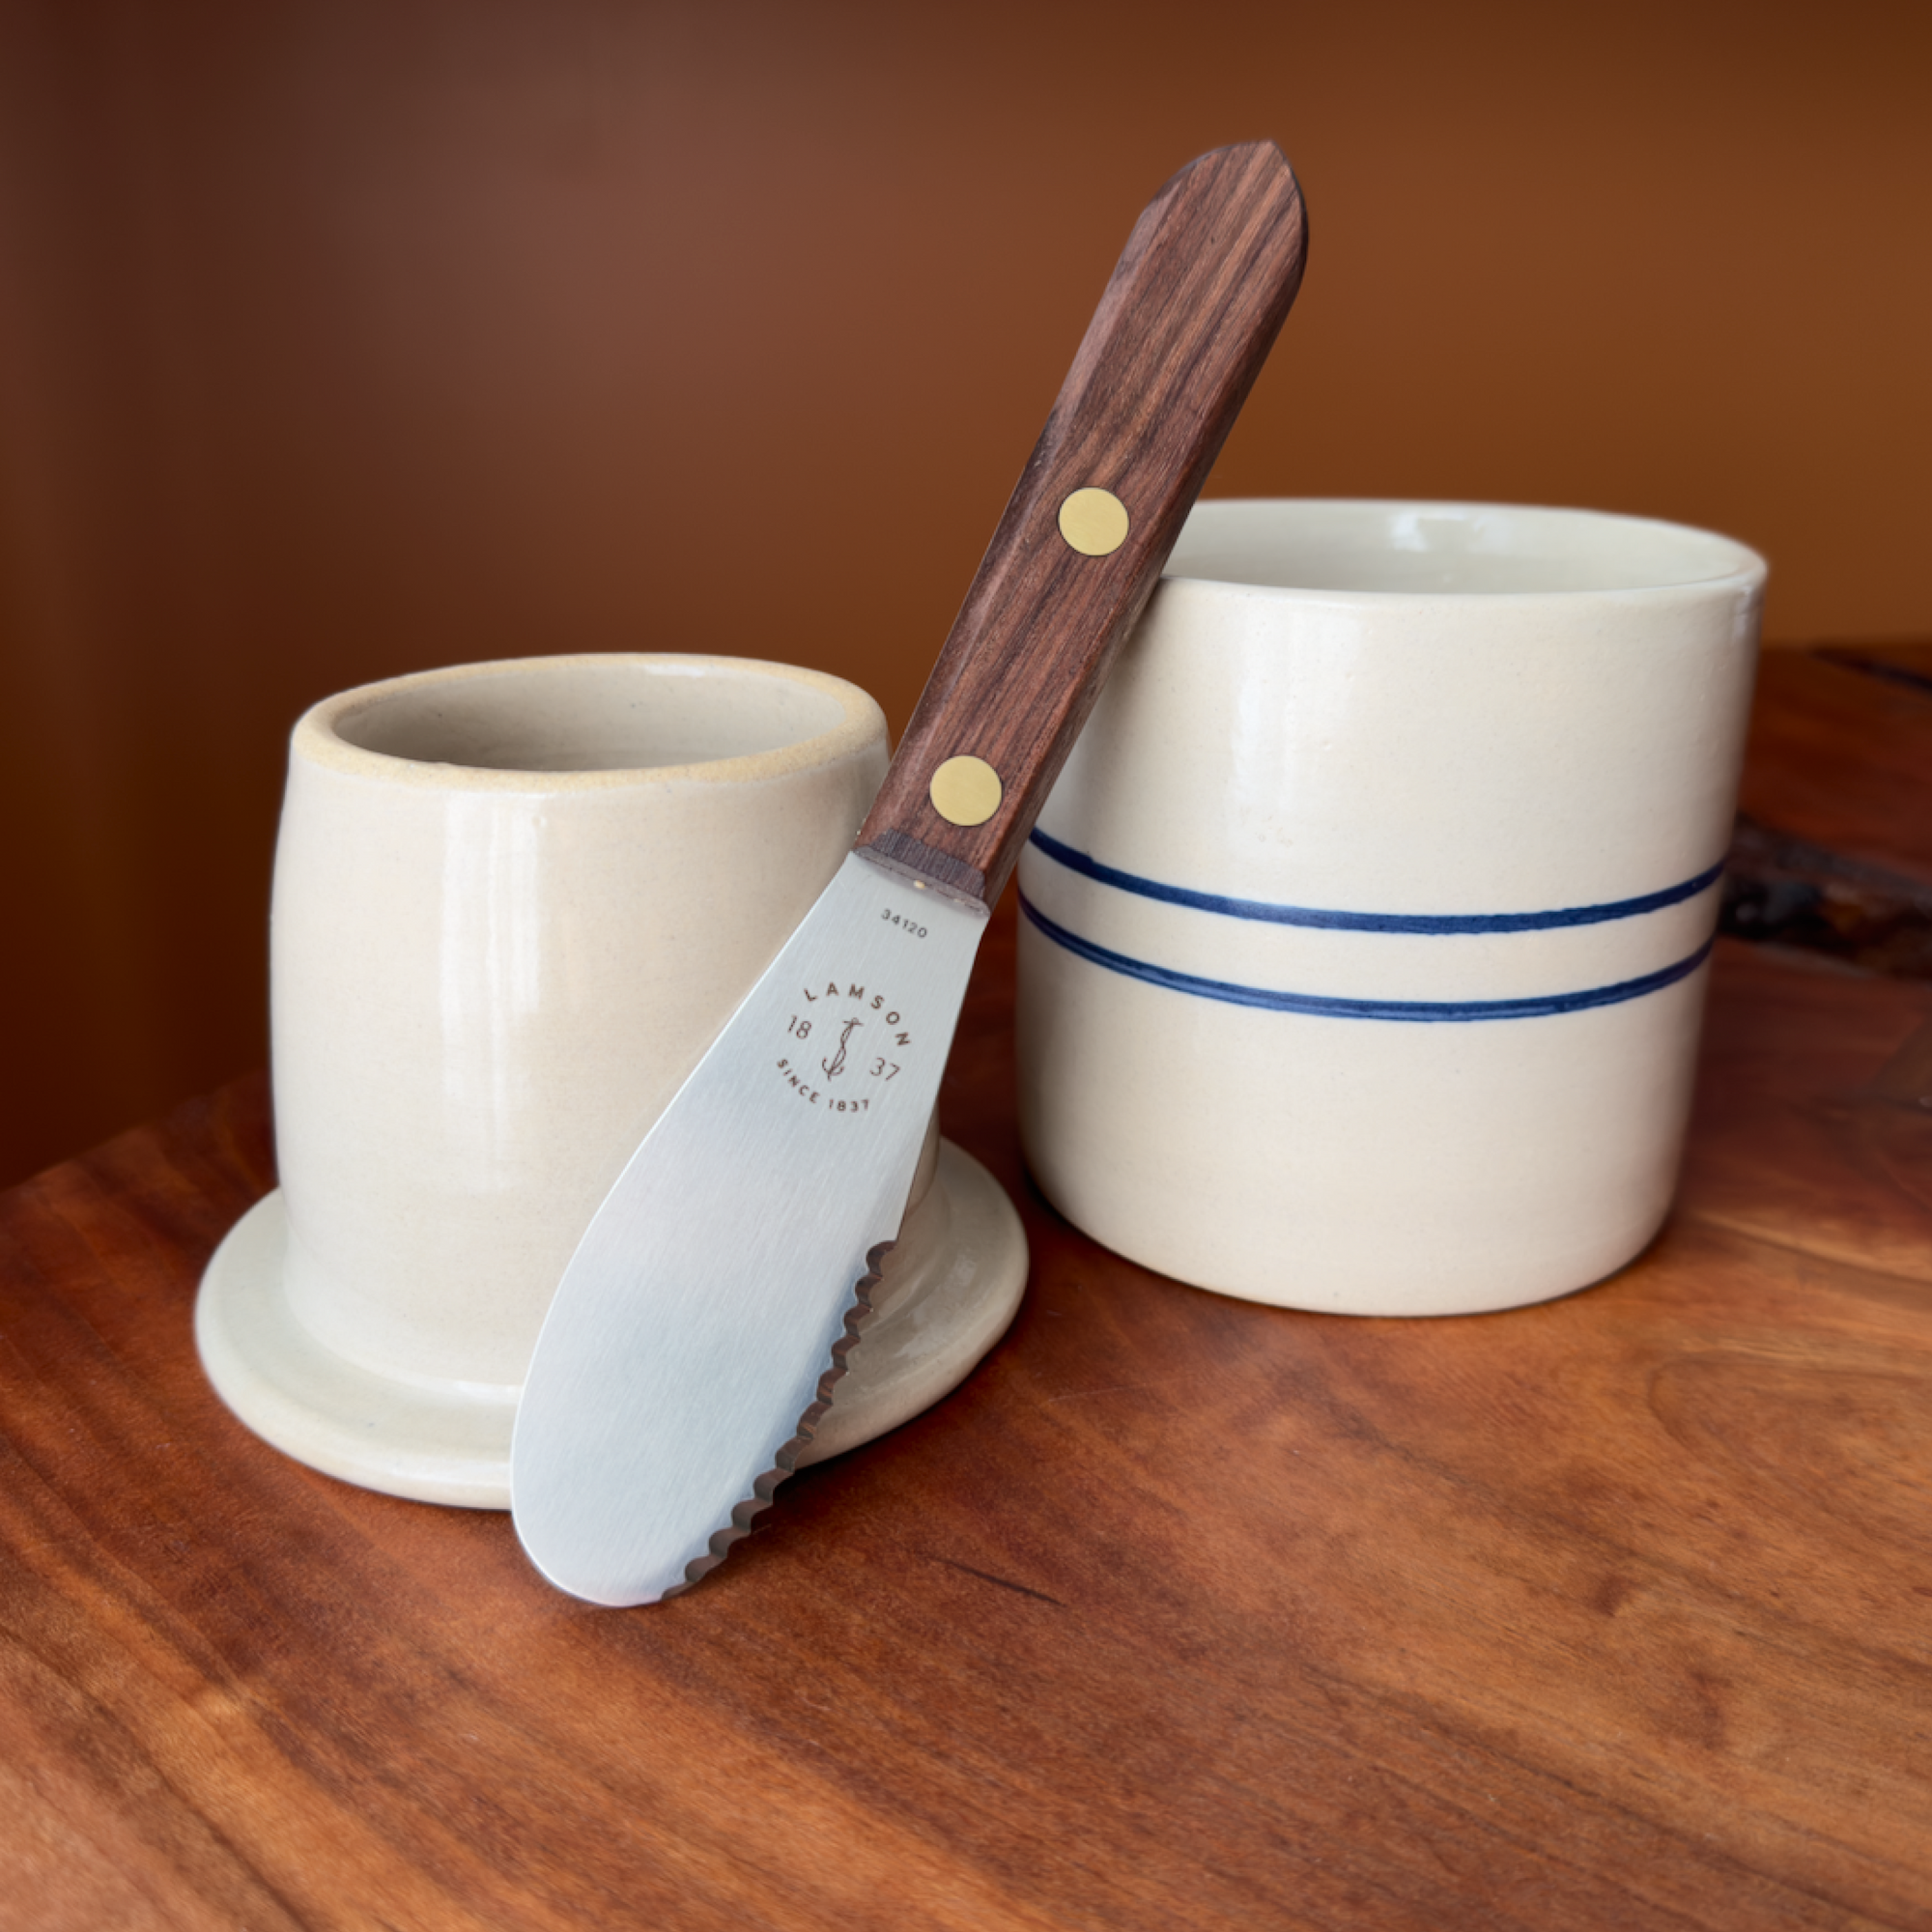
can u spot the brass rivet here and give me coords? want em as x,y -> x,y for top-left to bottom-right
928,754 -> 1003,828
1058,486 -> 1129,556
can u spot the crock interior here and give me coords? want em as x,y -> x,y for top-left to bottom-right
332,660 -> 853,773
1167,500 -> 1761,596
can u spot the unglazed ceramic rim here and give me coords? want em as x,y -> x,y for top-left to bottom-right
296,652 -> 886,792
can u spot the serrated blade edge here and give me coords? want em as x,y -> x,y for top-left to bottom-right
509,853 -> 987,1605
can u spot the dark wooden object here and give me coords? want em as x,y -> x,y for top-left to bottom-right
1718,646 -> 1932,979
1736,645 -> 1932,885
1721,814 -> 1932,979
857,142 -> 1307,904
2,645 -> 1929,1930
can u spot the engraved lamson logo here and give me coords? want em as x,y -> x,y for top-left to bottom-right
776,980 -> 914,1115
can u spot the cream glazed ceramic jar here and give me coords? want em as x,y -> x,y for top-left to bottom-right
1017,501 -> 1765,1317
197,655 -> 1027,1503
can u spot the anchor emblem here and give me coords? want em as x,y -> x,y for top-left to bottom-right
822,1016 -> 864,1080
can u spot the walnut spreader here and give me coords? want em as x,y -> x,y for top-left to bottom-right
509,141 -> 1309,1605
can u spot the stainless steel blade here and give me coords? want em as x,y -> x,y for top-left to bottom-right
510,852 -> 987,1605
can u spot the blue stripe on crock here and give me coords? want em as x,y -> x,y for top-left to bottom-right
1018,891 -> 1715,1022
1027,827 -> 1724,934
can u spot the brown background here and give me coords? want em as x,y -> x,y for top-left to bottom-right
1,0 -> 1927,1190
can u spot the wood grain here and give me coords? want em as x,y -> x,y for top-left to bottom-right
857,141 -> 1307,905
1737,647 -> 1932,884
1,651 -> 1929,1931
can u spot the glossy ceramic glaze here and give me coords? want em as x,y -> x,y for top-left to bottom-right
1017,501 -> 1766,1316
196,654 -> 1027,1503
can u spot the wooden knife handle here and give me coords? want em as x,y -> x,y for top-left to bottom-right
855,140 -> 1308,907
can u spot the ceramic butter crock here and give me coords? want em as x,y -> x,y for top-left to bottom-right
1017,500 -> 1765,1317
198,654 -> 1026,1501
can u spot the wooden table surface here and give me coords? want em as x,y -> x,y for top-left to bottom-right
4,648 -> 1929,1931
